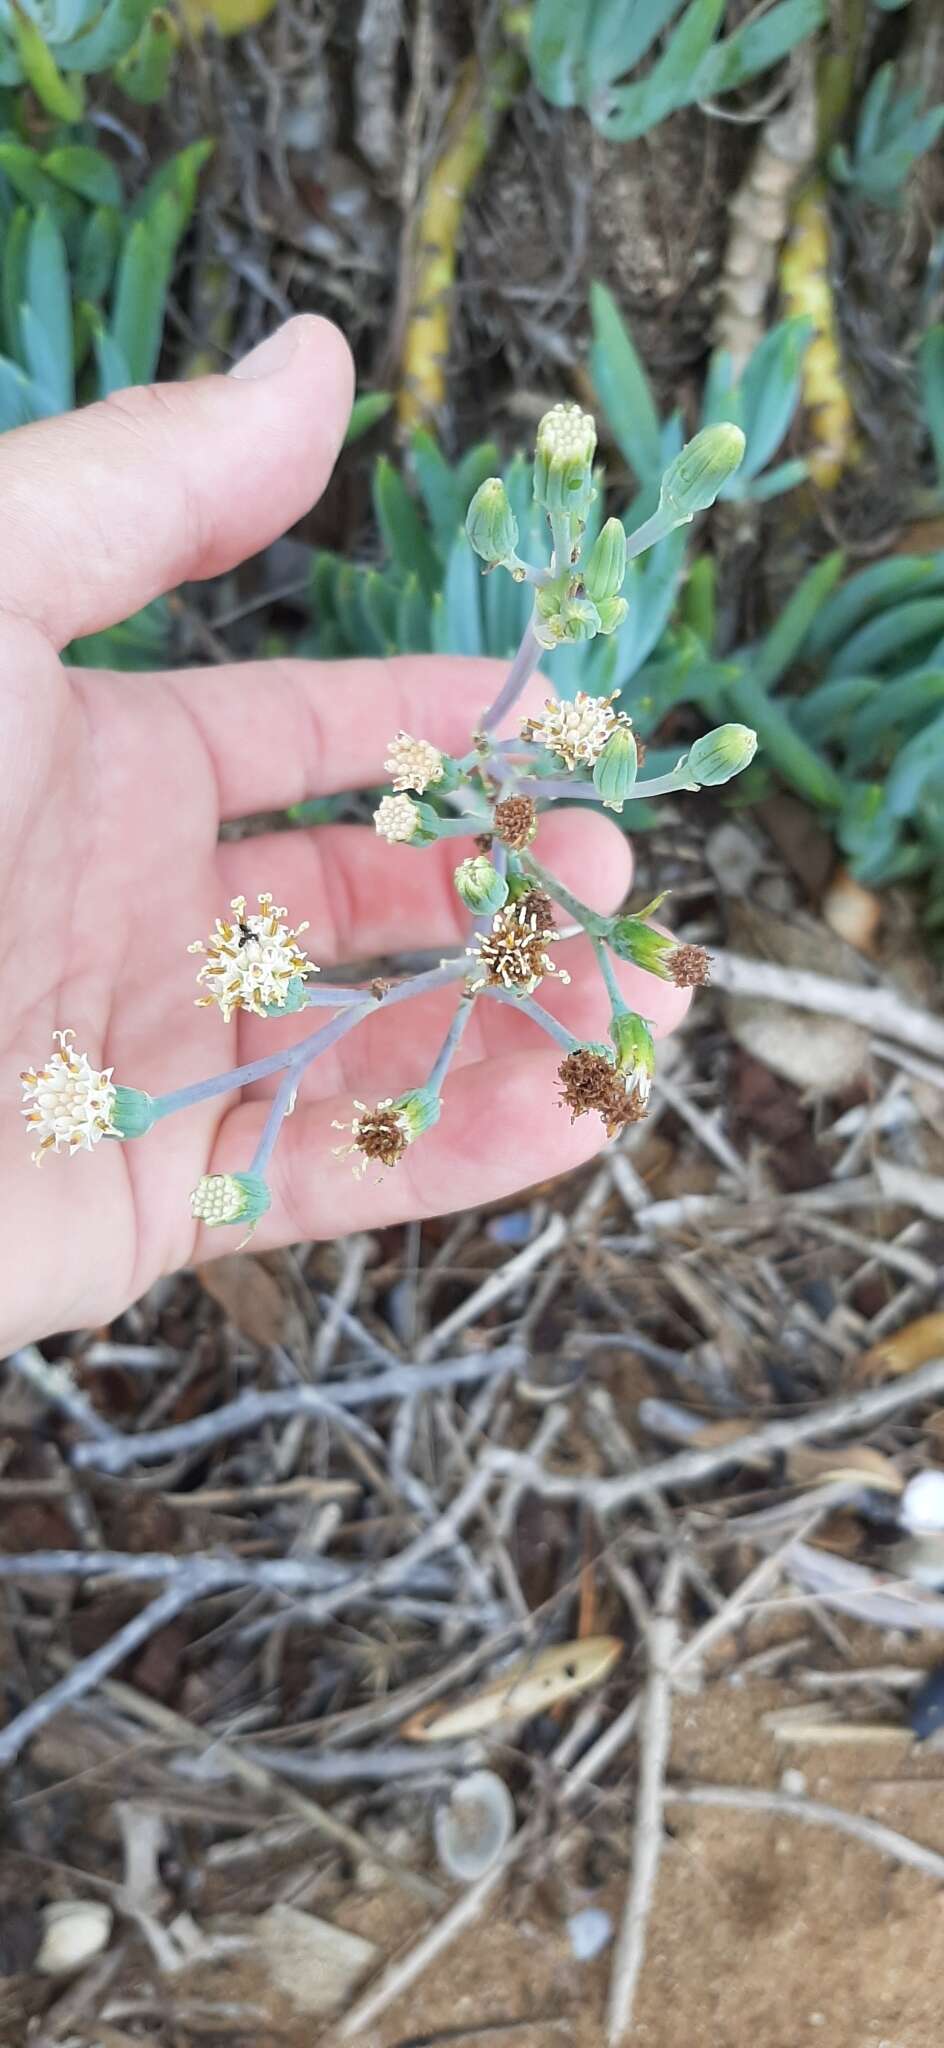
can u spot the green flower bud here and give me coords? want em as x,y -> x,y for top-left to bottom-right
190,1171 -> 272,1231
533,402 -> 597,525
110,1086 -> 157,1140
531,589 -> 601,649
393,1086 -> 442,1140
466,478 -> 519,566
609,1010 -> 656,1100
560,595 -> 601,643
583,518 -> 627,604
686,722 -> 758,786
454,854 -> 509,916
504,862 -> 535,903
595,595 -> 629,636
606,917 -> 674,977
659,423 -> 746,522
592,725 -> 638,811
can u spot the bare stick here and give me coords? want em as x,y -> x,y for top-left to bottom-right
708,950 -> 944,1061
0,1575 -> 203,1770
71,1347 -> 525,1472
416,1216 -> 567,1359
666,1784 -> 944,1885
338,1855 -> 513,2038
483,1355 -> 944,1513
606,1555 -> 682,2045
8,1345 -> 117,1442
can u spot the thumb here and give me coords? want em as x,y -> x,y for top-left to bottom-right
0,315 -> 353,650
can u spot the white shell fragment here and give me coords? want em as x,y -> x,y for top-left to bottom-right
900,1470 -> 944,1535
434,1769 -> 515,1881
35,1901 -> 113,1977
567,1907 -> 613,1961
252,1905 -> 378,2016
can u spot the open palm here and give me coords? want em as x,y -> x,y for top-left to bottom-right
0,317 -> 689,1349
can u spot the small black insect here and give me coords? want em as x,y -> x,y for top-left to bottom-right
237,920 -> 254,949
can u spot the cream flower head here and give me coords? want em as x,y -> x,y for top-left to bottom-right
21,1031 -> 118,1163
384,732 -> 444,795
467,894 -> 570,996
374,793 -> 420,844
188,893 -> 315,1023
520,691 -> 628,772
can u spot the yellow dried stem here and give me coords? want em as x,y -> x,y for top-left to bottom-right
398,48 -> 522,431
715,58 -> 817,376
401,1635 -> 623,1739
780,180 -> 858,490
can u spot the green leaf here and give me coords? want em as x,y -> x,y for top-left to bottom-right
792,673 -> 878,744
804,554 -> 944,658
360,569 -> 400,653
372,455 -> 440,599
729,669 -> 845,810
692,0 -> 825,98
751,552 -> 844,692
846,668 -> 944,766
734,316 -> 813,481
91,317 -> 132,395
11,11 -> 83,119
131,138 -> 214,234
57,0 -> 152,69
740,455 -> 808,502
1,201 -> 28,359
828,596 -> 944,676
586,0 -> 685,95
76,204 -> 120,303
396,573 -> 433,653
344,391 -> 392,444
114,9 -> 177,102
436,533 -> 485,657
529,0 -> 593,106
0,352 -> 37,429
455,439 -> 501,506
885,708 -> 944,819
109,198 -> 177,385
0,140 -> 63,211
599,0 -> 726,140
41,145 -> 122,208
589,280 -> 662,484
23,207 -> 73,413
409,430 -> 464,556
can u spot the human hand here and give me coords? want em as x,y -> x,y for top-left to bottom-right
0,316 -> 690,1349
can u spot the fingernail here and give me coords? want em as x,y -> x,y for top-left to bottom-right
229,319 -> 302,381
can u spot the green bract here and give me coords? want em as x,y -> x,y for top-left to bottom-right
0,0 -> 175,110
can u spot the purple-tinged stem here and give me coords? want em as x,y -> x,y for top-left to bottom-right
481,624 -> 543,734
249,1063 -> 300,1177
427,995 -> 475,1094
482,987 -> 580,1051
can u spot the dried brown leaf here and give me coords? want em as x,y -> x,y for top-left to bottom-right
196,1255 -> 307,1351
858,1314 -> 944,1381
786,1444 -> 903,1494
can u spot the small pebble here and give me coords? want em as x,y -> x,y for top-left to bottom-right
35,1901 -> 112,1977
486,1209 -> 534,1246
781,1768 -> 807,1797
900,1469 -> 944,1535
567,1908 -> 613,1962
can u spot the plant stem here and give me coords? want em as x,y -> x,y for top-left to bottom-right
517,768 -> 697,802
624,504 -> 686,562
427,996 -> 475,1094
481,622 -> 543,733
482,988 -> 580,1050
521,853 -> 608,937
249,1064 -> 300,1178
592,935 -> 628,1016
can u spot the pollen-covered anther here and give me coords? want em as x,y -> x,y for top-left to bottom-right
188,893 -> 314,1023
520,691 -> 629,772
384,732 -> 444,795
493,794 -> 538,850
670,943 -> 711,989
20,1030 -> 118,1163
557,1047 -> 648,1138
467,897 -> 570,996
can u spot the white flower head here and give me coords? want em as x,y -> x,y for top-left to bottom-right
21,1030 -> 118,1164
374,793 -> 420,844
384,732 -> 444,795
467,894 -> 571,997
520,691 -> 628,772
190,1170 -> 271,1231
188,893 -> 315,1023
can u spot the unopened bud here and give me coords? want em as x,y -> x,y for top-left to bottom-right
659,423 -> 746,521
394,1086 -> 442,1140
606,917 -> 674,977
534,402 -> 597,525
466,478 -> 519,566
592,725 -> 638,811
609,1010 -> 656,1100
454,854 -> 509,916
686,722 -> 758,786
583,517 -> 627,603
596,594 -> 629,635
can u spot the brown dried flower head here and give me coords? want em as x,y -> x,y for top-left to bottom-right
468,896 -> 570,995
493,794 -> 538,850
670,944 -> 711,989
558,1046 -> 648,1137
333,1099 -> 410,1176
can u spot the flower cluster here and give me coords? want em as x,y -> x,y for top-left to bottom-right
20,400 -> 755,1239
189,893 -> 314,1022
